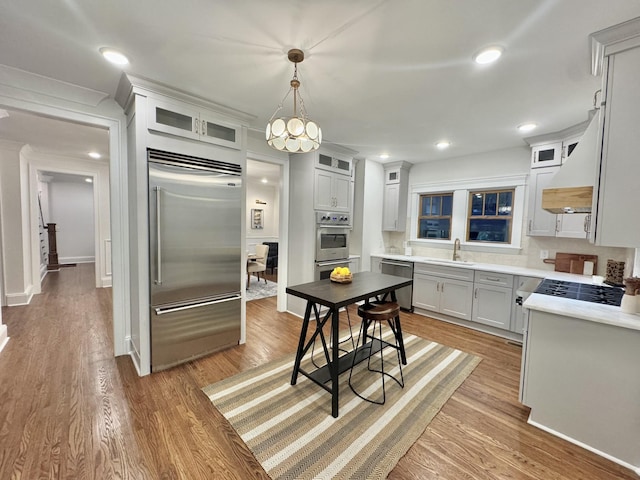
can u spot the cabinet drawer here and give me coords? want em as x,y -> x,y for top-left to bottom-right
414,263 -> 474,282
474,270 -> 513,288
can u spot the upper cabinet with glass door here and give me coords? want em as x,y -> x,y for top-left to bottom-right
147,97 -> 242,150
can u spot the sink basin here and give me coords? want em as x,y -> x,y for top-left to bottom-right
424,258 -> 474,266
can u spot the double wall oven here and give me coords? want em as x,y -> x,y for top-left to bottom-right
315,211 -> 351,280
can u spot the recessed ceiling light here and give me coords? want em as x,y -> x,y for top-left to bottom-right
473,46 -> 504,65
261,178 -> 268,184
435,141 -> 451,150
88,151 -> 101,159
379,153 -> 390,159
517,123 -> 537,133
99,47 -> 129,66
0,109 -> 9,119
85,178 -> 93,183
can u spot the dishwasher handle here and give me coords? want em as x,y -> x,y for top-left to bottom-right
381,260 -> 414,269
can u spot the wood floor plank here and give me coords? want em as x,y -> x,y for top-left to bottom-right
0,263 -> 636,479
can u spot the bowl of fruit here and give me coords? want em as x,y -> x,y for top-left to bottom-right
330,266 -> 352,283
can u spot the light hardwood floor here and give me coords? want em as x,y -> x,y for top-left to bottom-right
0,263 -> 635,479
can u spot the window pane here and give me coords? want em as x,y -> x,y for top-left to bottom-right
419,219 -> 450,239
498,191 -> 512,216
468,219 -> 510,243
485,193 -> 497,216
471,194 -> 483,216
431,196 -> 441,215
421,197 -> 431,216
441,194 -> 452,216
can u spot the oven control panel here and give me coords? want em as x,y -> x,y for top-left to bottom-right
316,211 -> 350,226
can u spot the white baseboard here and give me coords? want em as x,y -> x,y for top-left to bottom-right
59,256 -> 95,264
527,416 -> 640,475
101,276 -> 112,288
0,324 -> 9,353
6,288 -> 33,306
40,263 -> 48,281
127,336 -> 146,376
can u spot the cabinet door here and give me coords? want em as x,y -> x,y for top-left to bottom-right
199,111 -> 242,150
556,213 -> 588,239
527,167 -> 558,236
382,183 -> 400,231
412,274 -> 440,311
147,98 -> 199,140
371,257 -> 382,273
593,47 -> 640,247
531,142 -> 562,168
332,174 -> 351,212
314,169 -> 334,210
440,279 -> 473,320
472,284 -> 512,329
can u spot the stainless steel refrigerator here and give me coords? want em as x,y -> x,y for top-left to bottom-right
148,149 -> 242,371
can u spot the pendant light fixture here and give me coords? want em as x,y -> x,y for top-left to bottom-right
266,49 -> 322,153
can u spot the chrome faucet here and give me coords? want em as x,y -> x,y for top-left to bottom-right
452,238 -> 461,261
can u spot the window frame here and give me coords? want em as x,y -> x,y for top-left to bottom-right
466,188 -> 515,244
409,175 -> 527,253
417,192 -> 454,240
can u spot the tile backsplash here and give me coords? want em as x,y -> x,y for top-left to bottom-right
385,231 -> 634,278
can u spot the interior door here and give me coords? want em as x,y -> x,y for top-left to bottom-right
149,160 -> 242,306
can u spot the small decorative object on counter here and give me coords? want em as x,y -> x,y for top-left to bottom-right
330,266 -> 352,283
621,277 -> 640,314
605,259 -> 625,286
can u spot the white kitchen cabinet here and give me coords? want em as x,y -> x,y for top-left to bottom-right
413,264 -> 473,321
382,162 -> 411,232
147,97 -> 242,150
348,257 -> 360,274
314,169 -> 351,212
590,40 -> 640,247
316,153 -> 352,175
527,166 -> 589,238
527,166 -> 558,236
472,271 -> 514,330
531,142 -> 563,168
555,213 -> 590,239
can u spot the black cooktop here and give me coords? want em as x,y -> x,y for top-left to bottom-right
535,279 -> 625,306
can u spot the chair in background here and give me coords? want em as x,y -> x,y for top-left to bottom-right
263,241 -> 278,274
247,244 -> 269,288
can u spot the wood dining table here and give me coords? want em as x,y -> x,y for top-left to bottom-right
286,271 -> 413,417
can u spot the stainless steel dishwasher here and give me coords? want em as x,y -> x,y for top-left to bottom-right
381,258 -> 414,312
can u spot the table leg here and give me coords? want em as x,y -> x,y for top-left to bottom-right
390,290 -> 407,365
331,307 -> 340,418
291,301 -> 313,385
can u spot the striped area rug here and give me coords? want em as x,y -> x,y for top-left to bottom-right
203,332 -> 481,479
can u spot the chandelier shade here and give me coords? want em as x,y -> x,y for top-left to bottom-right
266,49 -> 322,153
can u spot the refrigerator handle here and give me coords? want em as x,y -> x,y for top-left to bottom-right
154,294 -> 241,315
155,186 -> 162,285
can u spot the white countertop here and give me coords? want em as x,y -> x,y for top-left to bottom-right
372,253 -> 640,331
372,253 -> 588,281
524,293 -> 640,331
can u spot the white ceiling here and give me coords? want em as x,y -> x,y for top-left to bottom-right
1,1 -> 640,166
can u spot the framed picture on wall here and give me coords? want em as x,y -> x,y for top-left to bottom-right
251,208 -> 263,229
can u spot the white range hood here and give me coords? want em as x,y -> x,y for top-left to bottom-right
541,113 -> 600,214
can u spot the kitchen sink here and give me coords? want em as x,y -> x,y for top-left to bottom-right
419,258 -> 475,266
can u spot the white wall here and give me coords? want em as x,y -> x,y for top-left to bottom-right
246,180 -> 279,253
24,148 -> 111,289
49,180 -> 95,263
0,140 -> 31,305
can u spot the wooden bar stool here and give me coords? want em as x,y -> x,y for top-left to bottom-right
348,301 -> 404,405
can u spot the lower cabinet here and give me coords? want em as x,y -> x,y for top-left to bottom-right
471,271 -> 514,329
413,264 -> 474,321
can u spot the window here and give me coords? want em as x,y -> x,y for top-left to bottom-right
467,189 -> 513,243
417,193 -> 453,239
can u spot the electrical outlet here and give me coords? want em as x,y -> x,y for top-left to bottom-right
539,250 -> 549,260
